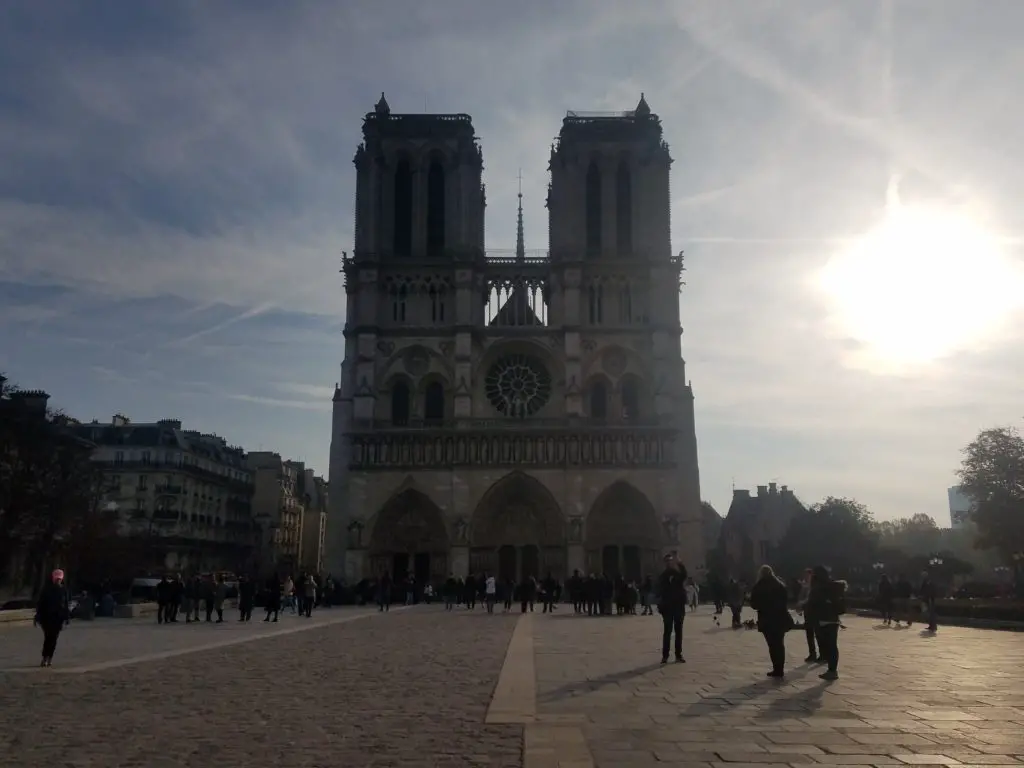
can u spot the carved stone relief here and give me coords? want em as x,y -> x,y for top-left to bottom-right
452,517 -> 468,545
377,340 -> 395,356
568,516 -> 584,544
602,348 -> 628,377
403,348 -> 430,376
347,520 -> 365,549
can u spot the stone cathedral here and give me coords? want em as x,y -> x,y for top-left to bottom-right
325,93 -> 703,586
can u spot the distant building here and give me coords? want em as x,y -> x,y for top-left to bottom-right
247,452 -> 306,576
300,470 -> 328,575
719,482 -> 805,580
948,486 -> 973,529
75,415 -> 257,574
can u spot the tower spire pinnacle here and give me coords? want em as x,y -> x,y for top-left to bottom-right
515,169 -> 525,262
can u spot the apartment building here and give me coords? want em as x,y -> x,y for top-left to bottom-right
300,470 -> 328,575
74,415 -> 257,574
247,452 -> 305,576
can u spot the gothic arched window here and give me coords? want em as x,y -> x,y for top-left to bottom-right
430,286 -> 445,323
394,158 -> 413,256
424,381 -> 445,422
616,160 -> 632,254
585,161 -> 601,256
590,380 -> 608,420
391,285 -> 407,323
427,159 -> 445,254
391,381 -> 411,426
618,283 -> 632,324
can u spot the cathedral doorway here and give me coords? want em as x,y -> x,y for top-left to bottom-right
469,472 -> 566,582
586,482 -> 664,582
369,489 -> 449,584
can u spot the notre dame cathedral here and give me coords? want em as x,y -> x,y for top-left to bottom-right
325,93 -> 703,586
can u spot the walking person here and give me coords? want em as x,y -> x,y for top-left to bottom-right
893,574 -> 913,626
304,577 -> 316,617
749,565 -> 793,677
484,572 -> 496,613
796,568 -> 818,661
264,573 -> 281,622
657,553 -> 687,664
238,575 -> 255,622
377,572 -> 392,612
213,574 -> 226,623
877,574 -> 895,625
918,571 -> 938,632
34,569 -> 70,667
806,565 -> 847,680
685,577 -> 699,612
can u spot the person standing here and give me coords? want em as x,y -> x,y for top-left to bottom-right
35,569 -> 70,667
303,576 -> 316,617
264,573 -> 281,622
796,569 -> 817,661
238,575 -> 255,622
877,574 -> 895,625
749,565 -> 793,677
156,575 -> 171,624
918,571 -> 938,632
806,565 -> 847,681
213,574 -> 227,623
657,553 -> 687,664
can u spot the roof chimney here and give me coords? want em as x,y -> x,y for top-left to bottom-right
757,485 -> 768,497
769,482 -> 777,494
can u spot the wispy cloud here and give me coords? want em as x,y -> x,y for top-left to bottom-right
1,1 -> 1021,520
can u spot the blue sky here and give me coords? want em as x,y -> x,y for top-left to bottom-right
2,1 -> 1022,524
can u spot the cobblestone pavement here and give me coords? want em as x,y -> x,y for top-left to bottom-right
0,607 -> 378,671
531,608 -> 1024,767
0,606 -> 522,768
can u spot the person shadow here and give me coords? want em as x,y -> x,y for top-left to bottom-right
537,661 -> 665,705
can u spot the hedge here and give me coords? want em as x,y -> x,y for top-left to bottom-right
846,596 -> 1024,623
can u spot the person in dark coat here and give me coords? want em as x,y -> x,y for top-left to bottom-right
749,564 -> 793,677
238,575 -> 255,622
657,553 -> 688,664
806,565 -> 847,680
877,574 -> 894,625
264,573 -> 281,622
35,568 -> 70,667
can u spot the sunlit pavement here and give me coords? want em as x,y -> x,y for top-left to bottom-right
529,608 -> 1024,766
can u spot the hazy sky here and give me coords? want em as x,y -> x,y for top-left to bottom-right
2,1 -> 1022,525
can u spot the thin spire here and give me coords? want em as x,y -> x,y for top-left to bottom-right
515,169 -> 525,261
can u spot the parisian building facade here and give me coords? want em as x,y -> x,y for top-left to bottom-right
326,93 -> 703,584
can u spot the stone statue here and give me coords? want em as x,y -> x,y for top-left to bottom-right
663,517 -> 679,543
347,520 -> 364,549
453,517 -> 468,545
569,516 -> 583,543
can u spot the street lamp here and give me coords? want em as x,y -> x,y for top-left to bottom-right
929,557 -> 943,568
872,562 -> 885,572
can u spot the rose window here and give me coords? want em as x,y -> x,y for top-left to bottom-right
485,354 -> 552,417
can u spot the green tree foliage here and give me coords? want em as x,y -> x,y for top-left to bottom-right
875,513 -> 942,556
957,426 -> 1024,561
774,496 -> 878,579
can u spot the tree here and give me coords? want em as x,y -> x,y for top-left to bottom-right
774,496 -> 878,579
957,426 -> 1024,561
875,514 -> 941,557
0,376 -> 104,591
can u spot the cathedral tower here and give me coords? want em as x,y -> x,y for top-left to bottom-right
326,95 -> 702,586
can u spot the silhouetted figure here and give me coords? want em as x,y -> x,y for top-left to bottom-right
749,564 -> 792,677
35,569 -> 70,667
806,565 -> 847,680
657,554 -> 687,664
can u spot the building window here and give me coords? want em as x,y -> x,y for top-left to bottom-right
427,159 -> 445,254
138,475 -> 148,490
588,284 -> 603,324
141,451 -> 151,465
424,382 -> 445,422
391,381 -> 411,426
585,161 -> 601,255
616,160 -> 632,254
590,381 -> 608,420
394,158 -> 413,256
114,451 -> 124,465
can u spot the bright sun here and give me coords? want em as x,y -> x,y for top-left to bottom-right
817,183 -> 1023,370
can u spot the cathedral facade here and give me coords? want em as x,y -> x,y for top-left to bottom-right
325,93 -> 703,585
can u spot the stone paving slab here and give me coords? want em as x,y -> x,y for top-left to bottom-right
531,609 -> 1024,767
0,607 -> 522,768
0,606 -> 382,671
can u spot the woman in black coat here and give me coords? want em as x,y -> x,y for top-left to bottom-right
35,568 -> 70,667
748,564 -> 793,677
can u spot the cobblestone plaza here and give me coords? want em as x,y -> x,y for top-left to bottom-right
1,608 -> 1022,767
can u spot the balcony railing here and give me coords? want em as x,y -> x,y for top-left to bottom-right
358,416 -> 670,432
155,484 -> 184,494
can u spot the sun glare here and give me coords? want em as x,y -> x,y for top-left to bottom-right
817,191 -> 1023,371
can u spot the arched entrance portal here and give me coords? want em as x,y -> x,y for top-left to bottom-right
585,481 -> 664,582
369,489 -> 449,584
470,472 -> 566,581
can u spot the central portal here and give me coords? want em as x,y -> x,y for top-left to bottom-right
469,472 -> 566,581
